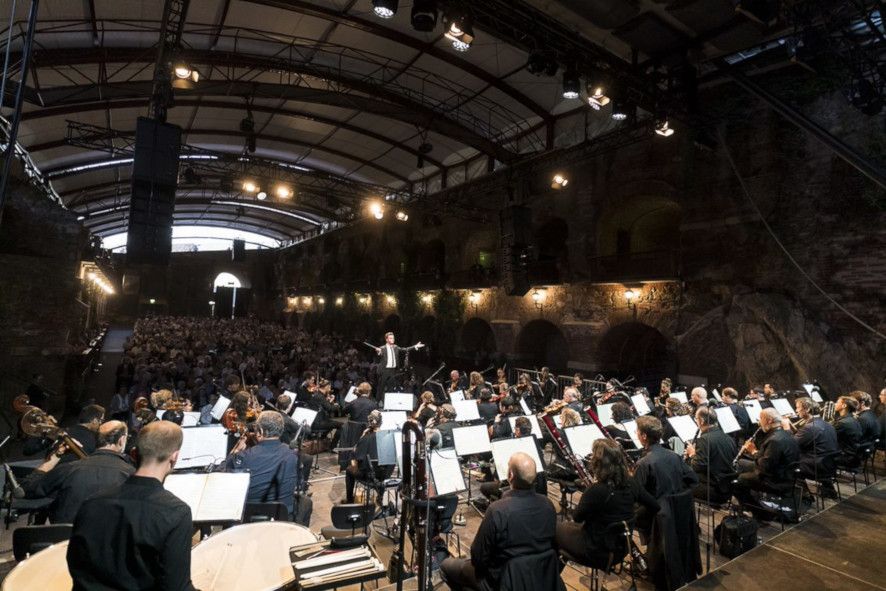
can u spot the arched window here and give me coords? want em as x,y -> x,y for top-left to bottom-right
213,272 -> 242,290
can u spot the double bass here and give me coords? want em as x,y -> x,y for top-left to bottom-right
13,395 -> 87,459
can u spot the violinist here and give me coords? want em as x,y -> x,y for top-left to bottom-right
413,391 -> 438,427
448,370 -> 468,396
562,387 -> 584,416
429,404 -> 457,448
538,367 -> 558,406
477,388 -> 499,424
494,367 -> 507,387
307,379 -> 341,444
489,396 -> 520,440
225,411 -> 312,524
273,394 -> 303,446
555,439 -> 660,568
605,402 -> 635,448
509,373 -> 533,405
466,371 -> 485,400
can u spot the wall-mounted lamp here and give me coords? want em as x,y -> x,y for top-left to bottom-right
469,290 -> 481,311
386,295 -> 397,305
531,288 -> 547,311
421,293 -> 434,306
149,298 -> 156,305
551,173 -> 569,189
335,296 -> 344,307
208,300 -> 215,306
303,296 -> 312,306
317,296 -> 326,305
624,288 -> 639,315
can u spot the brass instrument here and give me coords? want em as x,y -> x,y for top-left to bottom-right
786,417 -> 808,432
822,401 -> 836,423
14,396 -> 87,460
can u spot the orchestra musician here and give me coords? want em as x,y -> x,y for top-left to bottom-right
684,407 -> 737,503
225,411 -> 313,525
477,388 -> 499,424
734,408 -> 800,504
24,404 -> 105,462
344,411 -> 393,505
373,332 -> 425,394
833,396 -> 863,466
781,397 -> 838,494
481,417 -> 547,503
555,439 -> 660,567
344,382 -> 378,423
23,421 -> 134,524
605,402 -> 635,446
538,367 -> 558,406
560,408 -> 582,428
440,452 -> 557,591
431,404 -> 458,448
850,391 -> 878,445
306,378 -> 341,443
489,396 -> 520,440
721,387 -> 752,438
67,421 -> 197,591
272,394 -> 302,446
448,370 -> 468,396
466,371 -> 485,400
689,387 -> 709,413
571,373 -> 588,400
413,391 -> 438,427
494,367 -> 508,387
509,373 -> 534,407
562,387 -> 584,415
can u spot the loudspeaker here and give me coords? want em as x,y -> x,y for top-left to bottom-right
232,239 -> 246,262
499,205 -> 532,296
126,117 -> 182,265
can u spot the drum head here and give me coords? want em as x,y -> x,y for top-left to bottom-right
2,541 -> 72,591
191,522 -> 318,591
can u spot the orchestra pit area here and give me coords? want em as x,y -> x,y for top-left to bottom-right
0,1 -> 884,590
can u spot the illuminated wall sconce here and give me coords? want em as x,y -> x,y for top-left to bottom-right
469,290 -> 481,311
551,173 -> 569,189
149,298 -> 156,305
317,296 -> 326,305
335,296 -> 344,307
421,293 -> 434,306
624,287 -> 639,315
386,294 -> 397,305
303,296 -> 313,306
287,297 -> 298,307
531,288 -> 547,311
360,295 -> 372,306
208,300 -> 216,306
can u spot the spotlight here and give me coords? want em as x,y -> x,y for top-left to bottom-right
173,63 -> 192,79
562,67 -> 581,100
189,69 -> 200,83
275,184 -> 293,199
610,97 -> 631,121
551,173 -> 569,189
587,85 -> 610,109
395,211 -> 409,222
372,0 -> 398,19
76,215 -> 85,221
256,190 -> 268,200
444,7 -> 474,50
242,180 -> 258,193
654,115 -> 675,137
369,201 -> 385,219
411,0 -> 437,32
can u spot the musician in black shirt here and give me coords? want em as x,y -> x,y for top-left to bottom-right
557,439 -> 660,566
441,452 -> 557,591
722,388 -> 752,438
852,391 -> 878,444
685,407 -> 737,503
67,421 -> 197,591
834,396 -> 863,465
344,411 -> 393,504
735,408 -> 800,502
477,388 -> 498,424
344,382 -> 378,423
781,397 -> 839,493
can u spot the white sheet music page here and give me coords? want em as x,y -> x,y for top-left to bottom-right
622,420 -> 643,449
344,386 -> 358,403
197,473 -> 250,522
810,390 -> 823,403
630,395 -> 651,416
490,436 -> 543,479
449,390 -> 465,403
742,400 -> 763,424
596,403 -> 616,426
177,426 -> 227,469
670,391 -> 688,403
451,399 -> 481,422
507,415 -> 542,439
518,398 -> 532,416
210,396 -> 231,421
715,407 -> 741,434
164,473 -> 206,519
378,411 -> 408,430
430,448 -> 466,495
291,406 -> 318,426
563,423 -> 606,459
384,393 -> 414,411
668,415 -> 699,443
802,384 -> 814,395
452,424 -> 491,455
771,398 -> 795,417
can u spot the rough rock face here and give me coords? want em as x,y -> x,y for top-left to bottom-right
679,291 -> 882,395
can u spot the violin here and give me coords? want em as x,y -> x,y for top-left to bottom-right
221,407 -> 259,448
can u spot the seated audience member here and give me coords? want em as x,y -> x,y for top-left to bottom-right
833,395 -> 863,466
685,407 -> 737,502
225,411 -> 312,525
67,421 -> 197,591
556,439 -> 660,566
24,421 -> 134,523
441,452 -> 557,591
734,408 -> 800,503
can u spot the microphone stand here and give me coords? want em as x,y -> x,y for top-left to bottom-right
423,363 -> 446,387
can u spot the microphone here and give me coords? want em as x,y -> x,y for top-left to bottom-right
4,463 -> 26,499
425,428 -> 442,450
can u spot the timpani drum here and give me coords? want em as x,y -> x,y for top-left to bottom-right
1,541 -> 72,591
191,521 -> 319,591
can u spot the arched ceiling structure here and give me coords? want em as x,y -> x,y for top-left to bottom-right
0,0 -> 818,245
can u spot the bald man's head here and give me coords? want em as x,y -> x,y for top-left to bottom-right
97,420 -> 128,449
507,452 -> 537,490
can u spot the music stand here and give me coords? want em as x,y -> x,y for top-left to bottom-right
378,411 -> 407,431
596,403 -> 616,427
518,397 -> 532,416
384,393 -> 415,412
210,396 -> 231,421
630,394 -> 651,416
670,391 -> 688,403
771,398 -> 795,418
667,415 -> 699,443
429,448 -> 467,496
449,390 -> 466,403
452,425 -> 492,517
622,420 -> 643,449
742,399 -> 763,424
507,415 -> 543,439
490,436 -> 544,481
563,423 -> 606,459
451,400 -> 481,423
714,408 -> 741,434
291,407 -> 318,426
176,426 -> 228,470
375,429 -> 397,467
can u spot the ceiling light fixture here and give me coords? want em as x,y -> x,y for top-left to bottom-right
372,0 -> 398,19
444,6 -> 474,51
242,180 -> 258,193
411,0 -> 438,32
587,85 -> 610,109
173,63 -> 192,79
275,184 -> 292,199
562,67 -> 581,100
369,201 -> 385,219
655,115 -> 675,137
610,97 -> 631,121
256,190 -> 267,200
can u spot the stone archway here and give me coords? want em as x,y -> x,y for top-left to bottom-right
460,317 -> 497,367
516,319 -> 569,370
597,322 -> 675,389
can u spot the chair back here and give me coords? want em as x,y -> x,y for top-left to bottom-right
242,502 -> 289,523
601,519 -> 633,558
12,524 -> 73,562
329,503 -> 373,532
499,548 -> 565,591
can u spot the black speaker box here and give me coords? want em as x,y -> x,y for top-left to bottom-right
232,239 -> 246,262
499,205 -> 532,296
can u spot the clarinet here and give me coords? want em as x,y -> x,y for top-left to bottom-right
733,426 -> 762,468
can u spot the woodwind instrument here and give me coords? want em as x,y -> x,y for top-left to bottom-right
584,407 -> 636,471
538,410 -> 592,487
733,426 -> 762,468
395,421 -> 430,591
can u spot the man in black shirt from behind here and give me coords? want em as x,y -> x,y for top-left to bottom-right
24,420 -> 134,524
68,421 -> 197,591
441,451 -> 557,590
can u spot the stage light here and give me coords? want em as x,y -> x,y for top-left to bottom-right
587,85 -> 610,109
317,297 -> 325,305
610,97 -> 630,121
395,211 -> 409,222
275,184 -> 292,199
562,67 -> 581,100
369,201 -> 385,219
173,63 -> 192,79
411,0 -> 437,32
256,191 -> 267,200
451,37 -> 472,52
551,173 -> 569,189
242,180 -> 258,193
531,288 -> 547,310
77,215 -> 85,221
372,0 -> 398,19
189,69 -> 200,83
208,300 -> 215,306
386,295 -> 396,305
149,298 -> 156,305
335,296 -> 344,306
655,116 -> 675,137
444,7 -> 474,46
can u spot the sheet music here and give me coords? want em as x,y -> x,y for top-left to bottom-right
157,411 -> 201,427
490,436 -> 543,479
596,403 -> 616,426
801,383 -> 814,395
210,396 -> 231,421
712,389 -> 722,402
282,391 -> 298,413
375,429 -> 398,466
452,424 -> 491,455
630,395 -> 651,416
622,420 -> 643,449
715,407 -> 741,434
670,391 -> 688,403
451,399 -> 481,422
770,398 -> 795,417
742,399 -> 763,424
430,448 -> 466,495
378,411 -> 407,430
518,397 -> 532,416
563,423 -> 606,459
291,406 -> 319,426
344,386 -> 357,403
384,393 -> 414,411
667,415 -> 698,443
449,390 -> 465,403
507,415 -> 542,439
164,472 -> 250,522
177,426 -> 228,469
810,390 -> 823,403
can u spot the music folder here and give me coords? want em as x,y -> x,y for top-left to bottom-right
384,392 -> 415,411
451,399 -> 481,422
595,403 -> 616,427
378,411 -> 407,430
452,424 -> 491,455
490,436 -> 544,480
210,395 -> 231,421
164,472 -> 250,522
449,390 -> 466,403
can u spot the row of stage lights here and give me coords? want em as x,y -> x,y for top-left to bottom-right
369,201 -> 408,222
241,180 -> 294,201
371,1 -> 474,52
86,271 -> 115,295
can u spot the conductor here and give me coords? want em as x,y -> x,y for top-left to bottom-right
373,332 -> 424,394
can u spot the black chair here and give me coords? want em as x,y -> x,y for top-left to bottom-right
242,502 -> 289,523
3,465 -> 52,529
561,519 -> 638,591
835,446 -> 869,492
320,503 -> 373,540
427,494 -> 462,557
499,548 -> 566,591
12,524 -> 73,561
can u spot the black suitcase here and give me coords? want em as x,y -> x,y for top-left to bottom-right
715,514 -> 759,558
